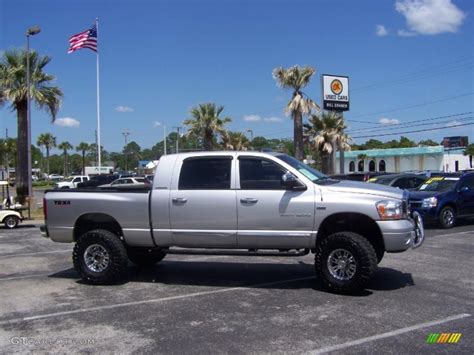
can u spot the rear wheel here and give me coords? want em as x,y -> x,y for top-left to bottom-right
127,248 -> 166,267
4,215 -> 19,229
315,232 -> 377,294
73,229 -> 128,284
438,206 -> 456,229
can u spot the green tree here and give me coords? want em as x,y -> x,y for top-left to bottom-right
75,142 -> 90,175
0,49 -> 63,202
418,139 -> 439,146
221,131 -> 250,151
272,65 -> 318,161
464,144 -> 474,168
184,103 -> 231,150
37,133 -> 56,176
398,136 -> 416,148
304,111 -> 350,174
58,141 -> 73,176
123,141 -> 141,171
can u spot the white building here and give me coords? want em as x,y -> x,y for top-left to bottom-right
336,146 -> 471,174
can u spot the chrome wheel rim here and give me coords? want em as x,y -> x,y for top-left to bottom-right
5,217 -> 16,228
442,209 -> 454,226
84,244 -> 110,272
327,248 -> 357,281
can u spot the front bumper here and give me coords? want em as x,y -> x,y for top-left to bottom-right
377,215 -> 424,252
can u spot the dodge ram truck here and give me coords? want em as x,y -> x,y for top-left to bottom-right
41,151 -> 424,293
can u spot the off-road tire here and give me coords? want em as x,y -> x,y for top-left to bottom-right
127,247 -> 166,267
438,206 -> 456,229
73,229 -> 128,284
3,215 -> 19,229
315,231 -> 377,294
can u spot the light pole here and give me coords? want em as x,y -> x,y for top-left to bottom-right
122,131 -> 130,171
173,126 -> 182,153
26,25 -> 40,217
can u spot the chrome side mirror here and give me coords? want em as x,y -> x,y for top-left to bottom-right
281,172 -> 298,189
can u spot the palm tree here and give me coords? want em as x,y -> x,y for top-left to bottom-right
76,142 -> 90,175
221,131 -> 250,151
37,133 -> 56,177
304,111 -> 350,174
58,141 -> 73,176
0,49 -> 63,201
273,65 -> 319,161
184,103 -> 231,150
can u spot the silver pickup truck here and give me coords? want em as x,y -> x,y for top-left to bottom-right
41,151 -> 424,293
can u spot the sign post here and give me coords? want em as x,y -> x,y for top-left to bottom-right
322,74 -> 350,174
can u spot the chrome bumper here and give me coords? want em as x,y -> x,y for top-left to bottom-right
411,211 -> 425,249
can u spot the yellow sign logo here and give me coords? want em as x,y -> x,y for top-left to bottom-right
330,79 -> 343,95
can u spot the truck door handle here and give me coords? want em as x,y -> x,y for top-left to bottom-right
172,197 -> 187,204
240,198 -> 258,204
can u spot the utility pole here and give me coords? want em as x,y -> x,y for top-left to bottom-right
163,126 -> 167,155
173,126 -> 182,153
339,112 -> 345,174
122,131 -> 130,171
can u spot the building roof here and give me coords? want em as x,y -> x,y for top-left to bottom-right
336,145 -> 445,159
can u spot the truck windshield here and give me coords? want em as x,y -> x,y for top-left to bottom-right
275,154 -> 327,182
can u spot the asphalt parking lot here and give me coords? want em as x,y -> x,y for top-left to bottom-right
0,222 -> 473,354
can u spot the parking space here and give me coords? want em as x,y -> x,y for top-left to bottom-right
0,223 -> 473,353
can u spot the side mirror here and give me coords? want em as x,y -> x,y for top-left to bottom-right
281,172 -> 306,190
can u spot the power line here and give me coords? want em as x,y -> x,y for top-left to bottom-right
346,92 -> 474,120
346,112 -> 473,133
352,120 -> 474,139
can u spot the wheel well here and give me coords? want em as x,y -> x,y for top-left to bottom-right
440,203 -> 457,213
316,213 -> 385,259
74,213 -> 123,241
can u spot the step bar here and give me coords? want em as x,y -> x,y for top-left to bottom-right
164,248 -> 310,257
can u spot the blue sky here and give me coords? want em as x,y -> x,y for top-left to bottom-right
1,0 -> 473,154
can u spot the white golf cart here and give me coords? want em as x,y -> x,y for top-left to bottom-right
0,181 -> 24,229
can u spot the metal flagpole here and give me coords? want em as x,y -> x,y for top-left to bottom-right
95,18 -> 102,172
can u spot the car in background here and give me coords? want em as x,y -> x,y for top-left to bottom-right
48,174 -> 64,182
367,173 -> 427,190
54,175 -> 90,189
77,175 -> 119,188
408,172 -> 474,228
98,177 -> 150,188
330,171 -> 389,182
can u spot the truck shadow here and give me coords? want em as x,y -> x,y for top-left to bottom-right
49,261 -> 414,296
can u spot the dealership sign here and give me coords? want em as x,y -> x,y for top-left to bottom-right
322,74 -> 349,111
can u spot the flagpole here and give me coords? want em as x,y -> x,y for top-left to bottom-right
95,18 -> 102,172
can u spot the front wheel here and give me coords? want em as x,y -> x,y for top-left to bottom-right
4,216 -> 19,229
315,232 -> 377,294
73,229 -> 128,284
438,206 -> 456,229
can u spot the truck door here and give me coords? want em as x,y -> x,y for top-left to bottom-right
236,156 -> 315,249
169,156 -> 237,247
458,176 -> 474,216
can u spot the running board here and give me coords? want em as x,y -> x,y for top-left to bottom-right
164,248 -> 309,257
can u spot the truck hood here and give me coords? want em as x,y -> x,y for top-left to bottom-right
323,180 -> 404,200
408,190 -> 445,200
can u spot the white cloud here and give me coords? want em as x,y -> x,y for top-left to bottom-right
397,29 -> 416,37
115,106 -> 134,112
446,120 -> 462,127
379,117 -> 400,125
264,117 -> 283,123
395,0 -> 465,35
243,115 -> 262,122
376,25 -> 388,37
153,121 -> 161,127
54,117 -> 80,128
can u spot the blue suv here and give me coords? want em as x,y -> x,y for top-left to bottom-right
408,172 -> 474,228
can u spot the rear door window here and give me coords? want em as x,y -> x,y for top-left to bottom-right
179,157 -> 232,190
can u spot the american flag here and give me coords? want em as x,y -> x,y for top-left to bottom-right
68,24 -> 97,53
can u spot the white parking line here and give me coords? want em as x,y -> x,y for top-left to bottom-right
0,250 -> 70,258
310,313 -> 471,354
0,276 -> 315,325
431,231 -> 473,238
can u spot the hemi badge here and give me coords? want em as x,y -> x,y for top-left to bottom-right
54,200 -> 71,206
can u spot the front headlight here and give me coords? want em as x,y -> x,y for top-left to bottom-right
422,196 -> 437,208
376,200 -> 405,220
